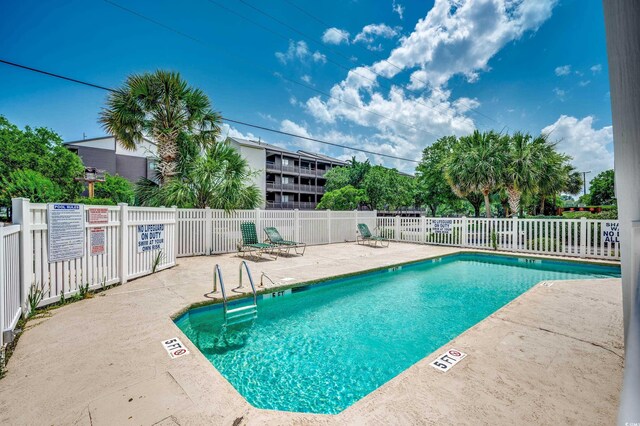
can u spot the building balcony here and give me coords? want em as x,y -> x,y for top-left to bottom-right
267,182 -> 326,193
266,201 -> 318,210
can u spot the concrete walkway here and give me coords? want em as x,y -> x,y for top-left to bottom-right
0,243 -> 624,425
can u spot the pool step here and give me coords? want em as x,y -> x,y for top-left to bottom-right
226,304 -> 257,315
226,312 -> 257,327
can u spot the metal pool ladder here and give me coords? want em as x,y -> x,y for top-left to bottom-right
213,262 -> 258,326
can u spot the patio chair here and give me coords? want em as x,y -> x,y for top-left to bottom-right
264,226 -> 306,256
357,223 -> 390,247
237,222 -> 279,259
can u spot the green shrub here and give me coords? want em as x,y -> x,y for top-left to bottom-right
94,173 -> 135,204
0,169 -> 63,205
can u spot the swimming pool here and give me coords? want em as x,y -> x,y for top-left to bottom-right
175,253 -> 620,414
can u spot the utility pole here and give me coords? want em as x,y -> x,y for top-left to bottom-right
581,171 -> 591,195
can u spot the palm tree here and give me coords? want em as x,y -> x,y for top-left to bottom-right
536,147 -> 571,214
100,70 -> 221,183
503,132 -> 555,217
445,131 -> 508,218
135,139 -> 261,210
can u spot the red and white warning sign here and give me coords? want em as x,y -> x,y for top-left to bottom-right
88,208 -> 109,224
162,337 -> 190,359
90,227 -> 106,256
429,348 -> 467,372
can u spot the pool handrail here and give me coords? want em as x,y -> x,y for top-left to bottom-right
239,260 -> 258,307
213,264 -> 228,312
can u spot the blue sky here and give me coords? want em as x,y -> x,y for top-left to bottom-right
0,0 -> 614,184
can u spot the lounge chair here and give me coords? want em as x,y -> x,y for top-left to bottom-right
357,223 -> 390,247
264,227 -> 306,256
237,222 -> 279,259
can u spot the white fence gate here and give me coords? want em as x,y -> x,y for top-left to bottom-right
376,216 -> 621,260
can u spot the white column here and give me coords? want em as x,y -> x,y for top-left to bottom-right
512,216 -> 519,252
172,206 -> 178,266
255,208 -> 262,241
327,210 -> 332,244
394,215 -> 401,242
579,217 -> 587,258
118,203 -> 129,284
294,209 -> 300,243
420,215 -> 427,244
603,1 -> 640,422
11,198 -> 31,314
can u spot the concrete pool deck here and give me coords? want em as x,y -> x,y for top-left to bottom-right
0,243 -> 623,425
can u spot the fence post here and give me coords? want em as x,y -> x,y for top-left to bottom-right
354,209 -> 358,241
580,216 -> 587,258
327,210 -> 332,243
255,208 -> 262,240
119,203 -> 129,284
420,215 -> 427,244
461,216 -> 468,247
294,209 -> 300,243
172,206 -> 178,265
205,207 -> 212,255
512,216 -> 519,252
11,198 -> 31,315
394,215 -> 401,242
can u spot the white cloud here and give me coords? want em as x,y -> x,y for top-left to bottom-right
298,0 -> 557,169
542,115 -> 614,180
553,87 -> 566,101
275,40 -> 326,64
590,64 -> 602,74
353,23 -> 400,44
371,0 -> 557,88
322,28 -> 350,45
555,65 -> 571,76
312,51 -> 327,64
578,80 -> 591,87
392,0 -> 405,19
301,74 -> 312,84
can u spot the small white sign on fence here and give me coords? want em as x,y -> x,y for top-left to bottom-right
47,203 -> 85,263
137,224 -> 165,253
602,222 -> 620,244
432,219 -> 453,235
90,227 -> 105,256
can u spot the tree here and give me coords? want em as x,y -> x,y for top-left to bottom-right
94,173 -> 135,204
323,157 -> 371,192
100,71 -> 222,183
361,166 -> 403,210
0,170 -> 63,206
415,136 -> 459,216
503,132 -> 544,216
317,185 -> 365,210
445,130 -> 508,218
588,169 -> 616,205
135,139 -> 261,210
0,115 -> 84,205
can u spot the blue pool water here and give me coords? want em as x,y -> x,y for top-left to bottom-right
175,254 -> 619,414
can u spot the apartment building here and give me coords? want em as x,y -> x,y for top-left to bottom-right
65,136 -> 157,183
228,137 -> 347,210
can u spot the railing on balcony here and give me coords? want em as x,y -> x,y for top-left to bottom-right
265,161 -> 332,177
266,183 -> 327,193
266,201 -> 318,210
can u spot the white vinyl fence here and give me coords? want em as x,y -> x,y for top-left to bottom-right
176,208 -> 377,257
0,225 -> 21,348
376,216 -> 621,260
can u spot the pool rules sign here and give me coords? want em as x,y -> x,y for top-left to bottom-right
602,222 -> 620,244
47,203 -> 85,263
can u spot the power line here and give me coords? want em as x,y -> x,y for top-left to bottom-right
0,58 -> 419,163
279,0 -> 509,130
103,0 -> 437,137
